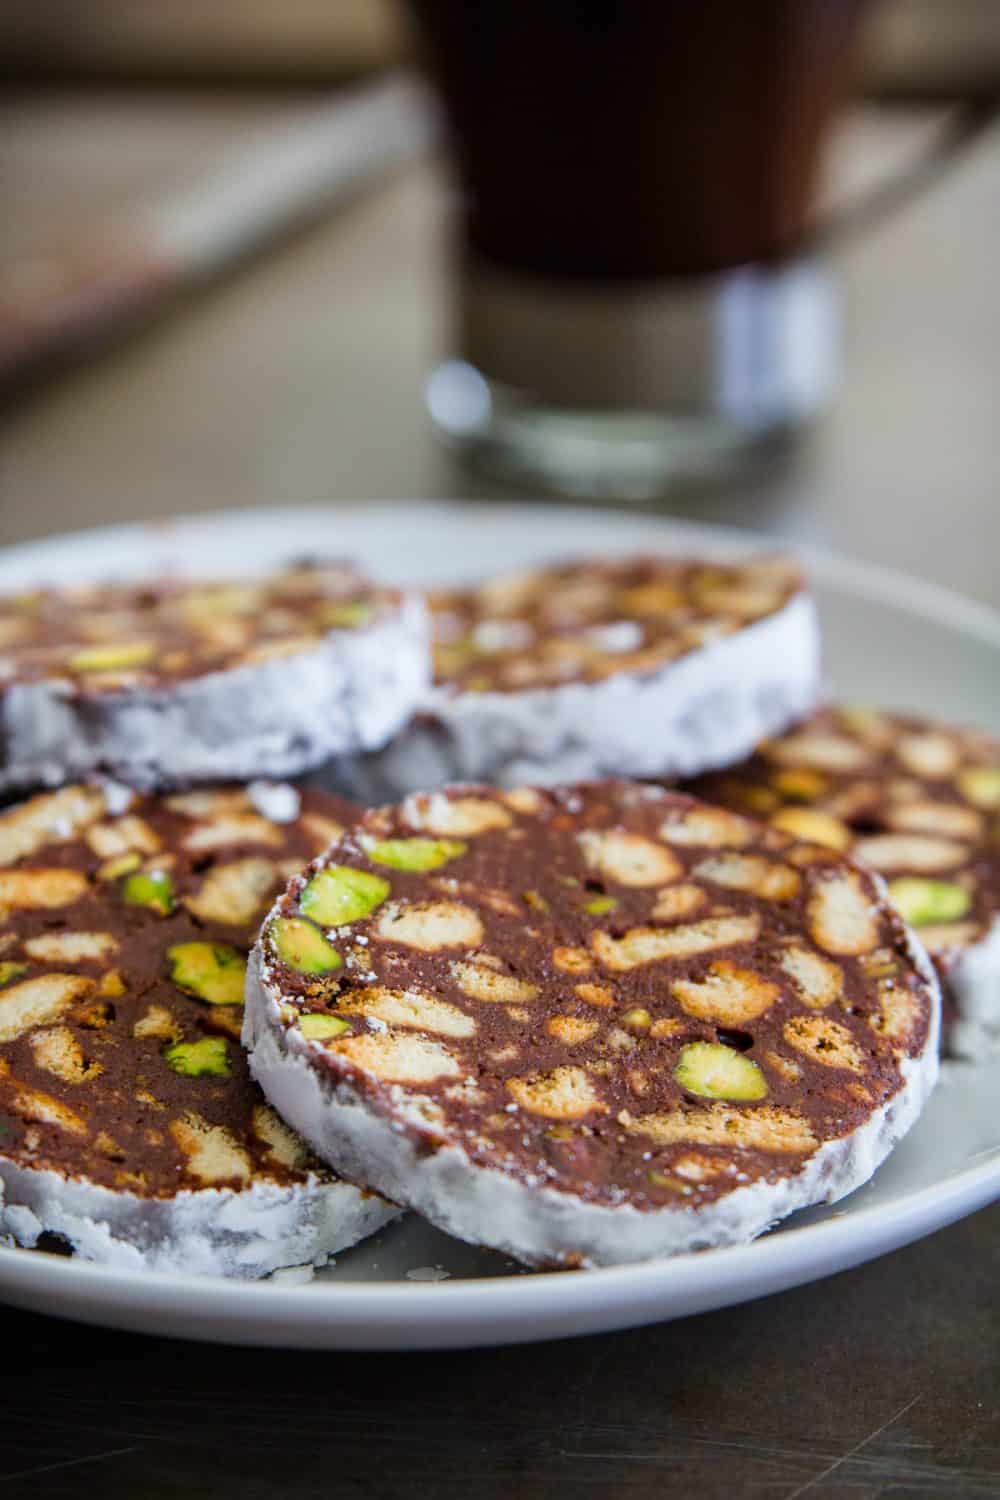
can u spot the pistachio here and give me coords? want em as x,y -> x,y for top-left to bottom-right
0,962 -> 27,989
648,1170 -> 688,1192
299,865 -> 390,925
121,869 -> 174,916
621,1007 -> 651,1033
957,766 -> 1000,809
68,641 -> 155,673
318,600 -> 373,629
673,1041 -> 768,1102
364,836 -> 467,872
167,942 -> 247,1006
270,917 -> 342,974
163,1036 -> 230,1077
298,1012 -> 352,1040
584,894 -> 618,915
887,877 -> 972,927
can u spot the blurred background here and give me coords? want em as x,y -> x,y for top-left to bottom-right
1,0 -> 999,605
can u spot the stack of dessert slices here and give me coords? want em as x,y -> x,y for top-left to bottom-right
0,549 -> 993,1273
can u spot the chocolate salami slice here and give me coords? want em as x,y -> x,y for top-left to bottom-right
0,781 -> 397,1275
245,781 -> 938,1269
333,554 -> 822,802
686,707 -> 1000,1060
0,562 -> 428,793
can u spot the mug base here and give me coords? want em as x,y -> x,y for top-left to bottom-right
426,255 -> 838,499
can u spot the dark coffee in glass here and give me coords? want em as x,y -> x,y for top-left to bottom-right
411,0 -> 873,496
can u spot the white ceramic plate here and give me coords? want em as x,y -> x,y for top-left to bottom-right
0,500 -> 997,1350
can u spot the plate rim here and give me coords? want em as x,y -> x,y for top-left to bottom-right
3,499 -> 998,646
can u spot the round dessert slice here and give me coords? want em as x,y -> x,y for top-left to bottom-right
0,780 -> 397,1275
333,554 -> 822,801
0,561 -> 429,792
245,781 -> 939,1269
685,707 -> 1000,1060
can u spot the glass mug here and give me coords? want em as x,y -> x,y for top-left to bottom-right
411,1 -> 976,498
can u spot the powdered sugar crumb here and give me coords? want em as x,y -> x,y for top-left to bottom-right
95,777 -> 135,816
269,1263 -> 316,1286
406,1265 -> 450,1282
248,780 -> 302,824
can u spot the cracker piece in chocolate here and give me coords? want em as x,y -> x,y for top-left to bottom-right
245,781 -> 938,1269
686,708 -> 1000,1060
332,554 -> 821,802
0,562 -> 429,793
0,780 -> 397,1276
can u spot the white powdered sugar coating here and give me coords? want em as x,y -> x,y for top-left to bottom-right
945,916 -> 1000,1060
247,781 -> 302,824
93,777 -> 136,816
332,592 -> 823,802
243,922 -> 940,1270
0,593 -> 429,793
0,1153 -> 399,1277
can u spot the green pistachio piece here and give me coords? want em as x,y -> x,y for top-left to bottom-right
163,1036 -> 230,1077
364,837 -> 467,872
168,942 -> 247,1005
648,1170 -> 687,1192
584,895 -> 618,916
674,1041 -> 767,1102
299,866 -> 390,925
888,877 -> 972,926
68,641 -> 155,673
7,592 -> 41,614
621,1007 -> 651,1032
269,917 -> 342,974
121,869 -> 174,916
0,962 -> 27,989
318,600 -> 374,629
298,1013 -> 352,1040
958,767 -> 1000,810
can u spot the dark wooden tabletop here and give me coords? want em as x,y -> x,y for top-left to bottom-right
2,94 -> 999,1499
0,1204 -> 996,1497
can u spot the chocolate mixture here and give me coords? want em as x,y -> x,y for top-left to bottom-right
428,556 -> 803,694
0,782 -> 356,1196
0,564 -> 392,694
259,782 -> 934,1215
687,707 -> 1000,975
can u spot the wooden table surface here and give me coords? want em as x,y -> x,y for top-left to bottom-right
1,90 -> 999,1499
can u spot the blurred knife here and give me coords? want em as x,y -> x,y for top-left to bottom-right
0,71 -> 436,392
